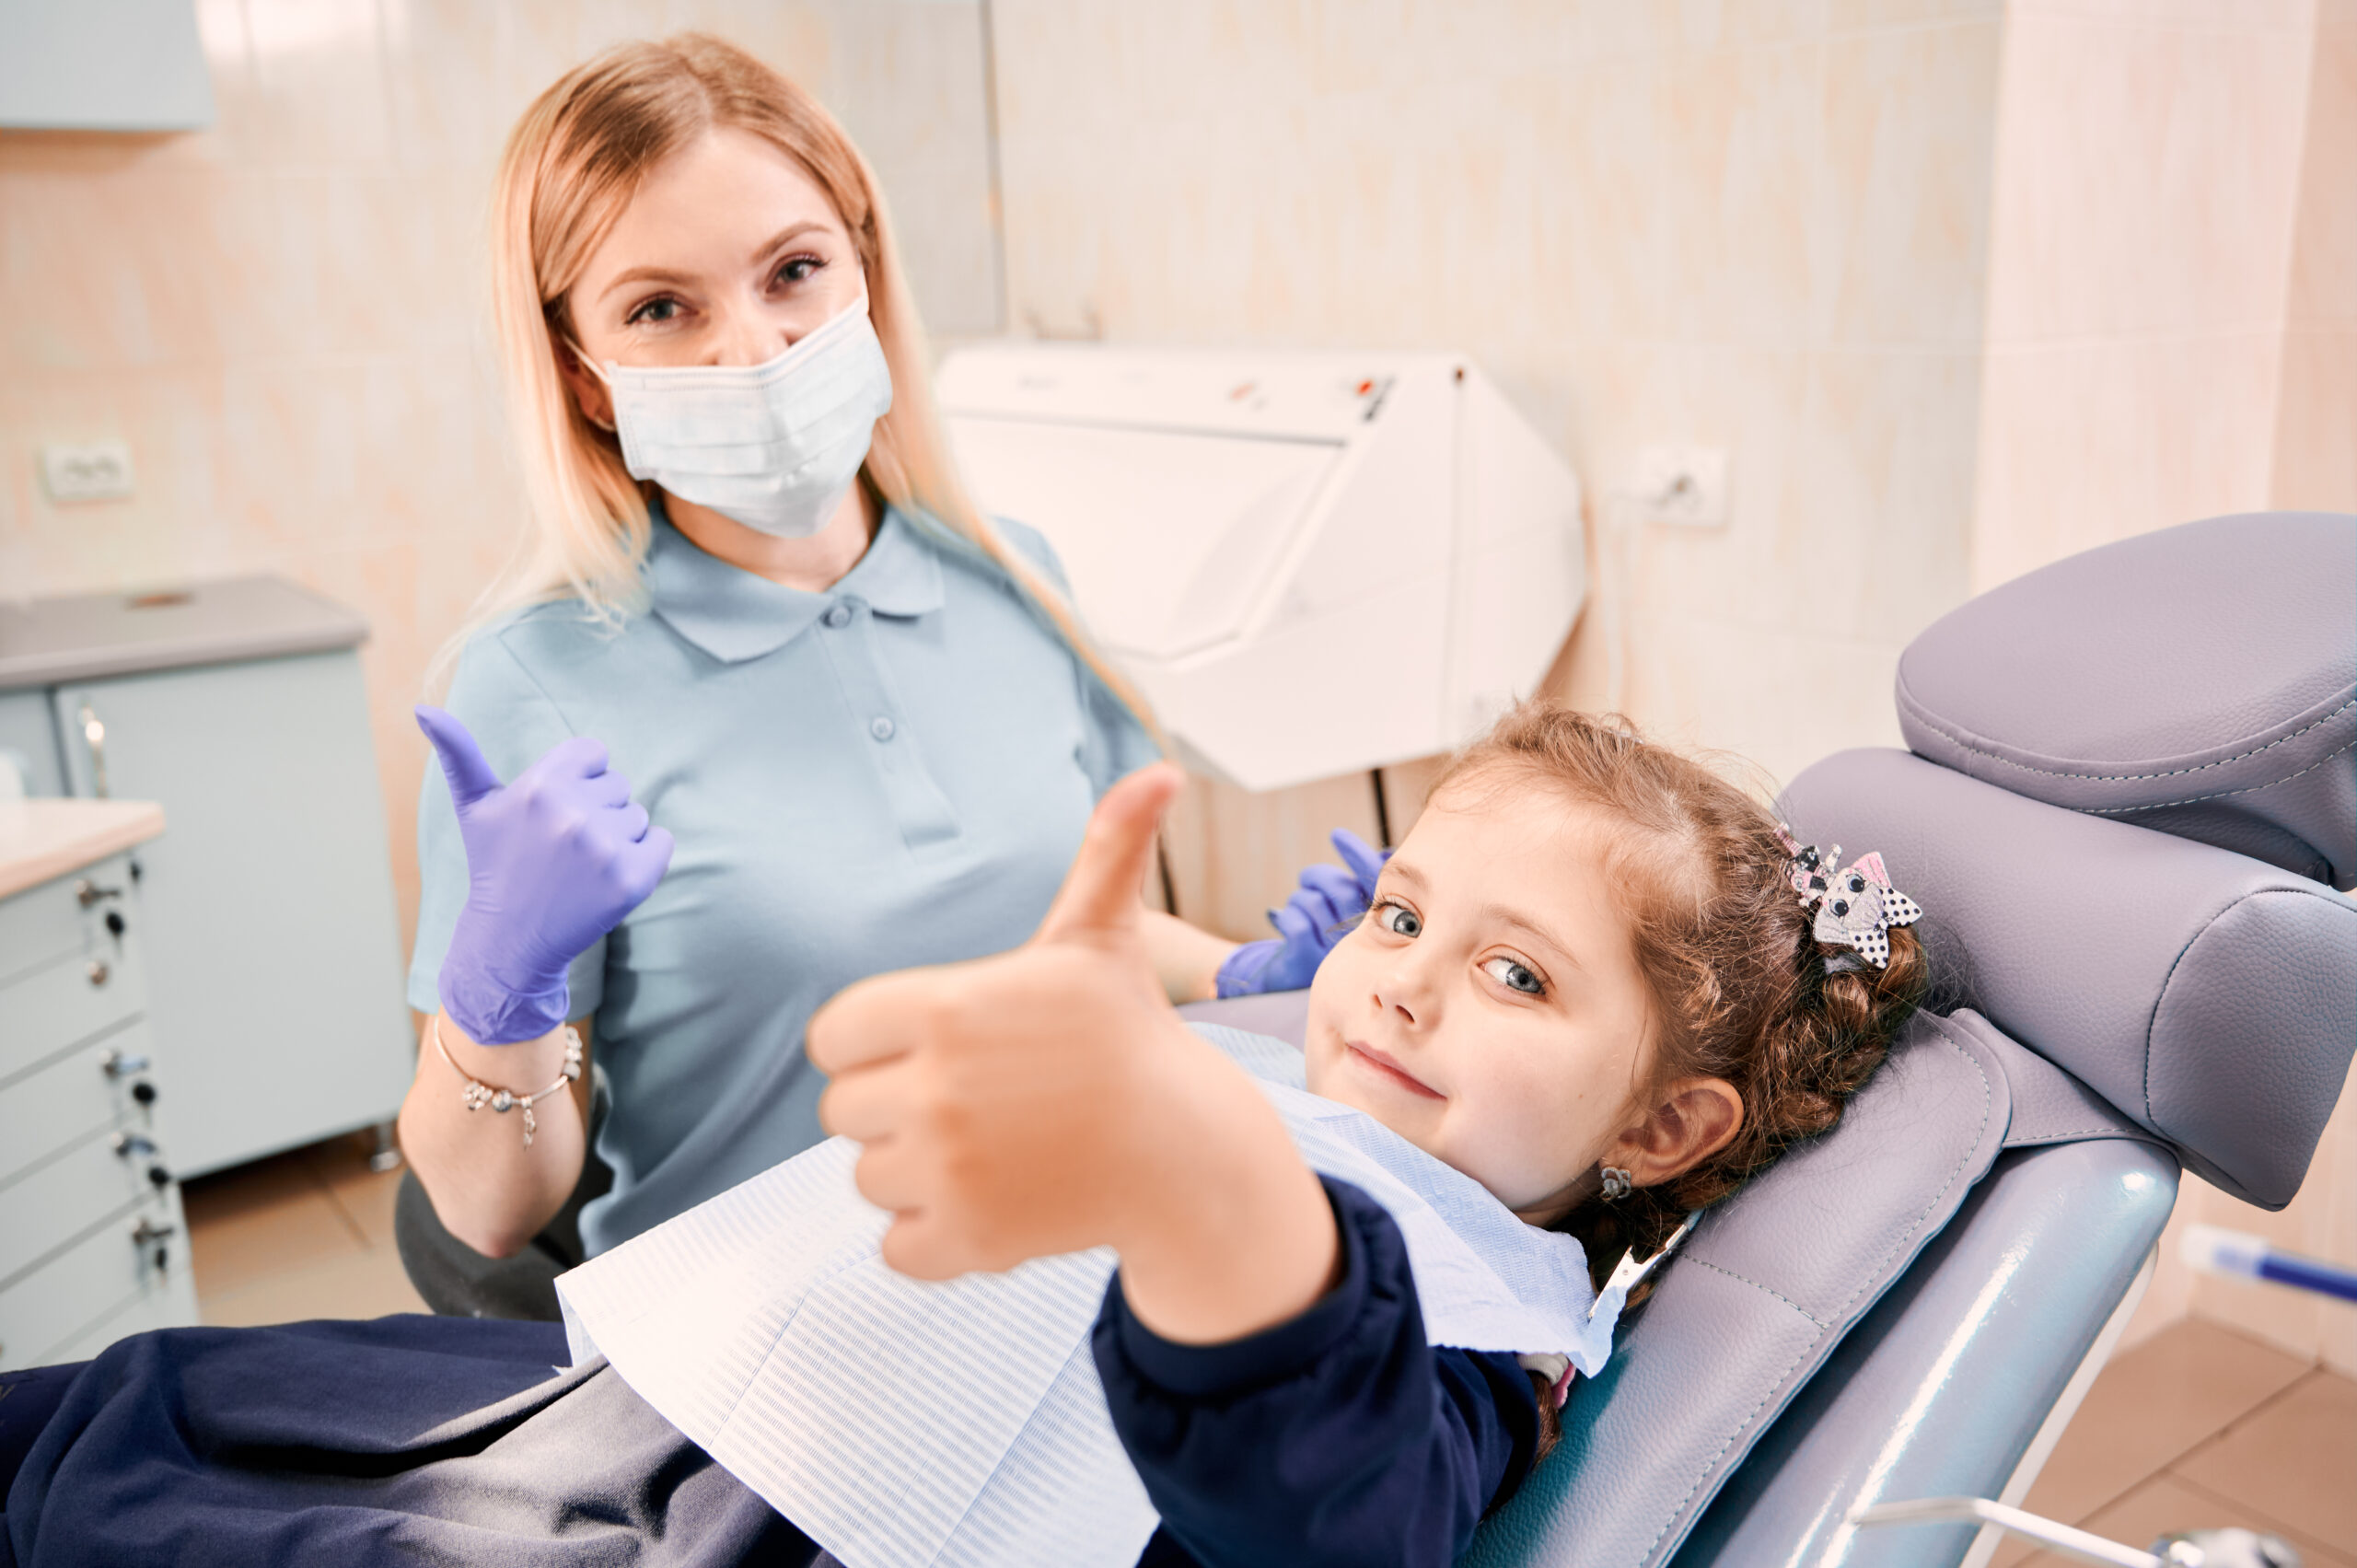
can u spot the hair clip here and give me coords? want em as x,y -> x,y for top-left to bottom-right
1777,826 -> 1922,970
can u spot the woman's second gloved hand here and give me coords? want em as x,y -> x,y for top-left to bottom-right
416,705 -> 675,1045
1214,828 -> 1392,997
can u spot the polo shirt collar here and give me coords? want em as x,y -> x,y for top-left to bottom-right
645,501 -> 946,665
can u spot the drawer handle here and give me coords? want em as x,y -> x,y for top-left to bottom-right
75,877 -> 123,909
87,958 -> 110,986
130,1215 -> 177,1272
111,1132 -> 171,1190
100,1048 -> 152,1078
79,704 -> 110,799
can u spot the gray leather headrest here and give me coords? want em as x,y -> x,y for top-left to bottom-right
1896,512 -> 2357,889
1781,748 -> 2357,1209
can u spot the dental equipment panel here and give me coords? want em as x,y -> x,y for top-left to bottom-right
935,346 -> 1585,791
1180,510 -> 2357,1567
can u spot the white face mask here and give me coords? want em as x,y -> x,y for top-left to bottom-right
575,296 -> 894,539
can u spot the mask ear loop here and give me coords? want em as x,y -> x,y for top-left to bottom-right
560,336 -> 620,434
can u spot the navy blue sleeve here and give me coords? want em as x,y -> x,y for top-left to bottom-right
1094,1178 -> 1543,1568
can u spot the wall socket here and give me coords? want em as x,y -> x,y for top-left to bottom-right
1629,444 -> 1729,527
40,439 -> 136,503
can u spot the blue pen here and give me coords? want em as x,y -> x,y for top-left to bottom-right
2183,1225 -> 2357,1305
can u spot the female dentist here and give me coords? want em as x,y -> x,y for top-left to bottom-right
395,34 -> 1371,1309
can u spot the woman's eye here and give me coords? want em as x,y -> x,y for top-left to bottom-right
1374,900 -> 1421,938
1481,956 -> 1545,996
625,296 -> 682,326
772,255 -> 822,288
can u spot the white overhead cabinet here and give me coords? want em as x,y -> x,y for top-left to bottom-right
0,0 -> 215,132
937,347 -> 1585,792
0,580 -> 412,1178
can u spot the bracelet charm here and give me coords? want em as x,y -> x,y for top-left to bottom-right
435,1019 -> 584,1148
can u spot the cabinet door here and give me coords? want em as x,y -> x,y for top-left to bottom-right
53,653 -> 412,1175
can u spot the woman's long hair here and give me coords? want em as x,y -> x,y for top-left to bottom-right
441,31 -> 1153,735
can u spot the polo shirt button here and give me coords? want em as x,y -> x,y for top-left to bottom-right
823,603 -> 852,629
869,715 -> 897,742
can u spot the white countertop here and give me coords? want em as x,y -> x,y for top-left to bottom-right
0,797 -> 166,901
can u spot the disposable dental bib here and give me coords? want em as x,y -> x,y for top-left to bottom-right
558,1025 -> 1626,1568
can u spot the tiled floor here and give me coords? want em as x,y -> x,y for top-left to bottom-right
1994,1318 -> 2356,1568
183,1145 -> 2356,1567
181,1129 -> 427,1327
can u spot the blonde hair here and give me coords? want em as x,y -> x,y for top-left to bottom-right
445,32 -> 1155,736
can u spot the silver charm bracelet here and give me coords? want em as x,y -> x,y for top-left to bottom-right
434,1016 -> 584,1148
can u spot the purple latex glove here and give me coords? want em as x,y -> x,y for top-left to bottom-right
1215,827 -> 1394,997
418,705 -> 674,1044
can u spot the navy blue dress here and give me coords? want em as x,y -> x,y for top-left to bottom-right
1,1181 -> 1542,1568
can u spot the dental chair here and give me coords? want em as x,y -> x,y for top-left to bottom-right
1182,510 -> 2357,1568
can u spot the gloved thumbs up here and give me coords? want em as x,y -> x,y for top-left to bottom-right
1034,762 -> 1184,952
416,704 -> 673,1044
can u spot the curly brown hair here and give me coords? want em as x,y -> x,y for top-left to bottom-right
1434,705 -> 1925,1459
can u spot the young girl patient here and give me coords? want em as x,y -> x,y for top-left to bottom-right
0,707 -> 1923,1568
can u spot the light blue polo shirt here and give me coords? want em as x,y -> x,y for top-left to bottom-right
408,503 -> 1158,1255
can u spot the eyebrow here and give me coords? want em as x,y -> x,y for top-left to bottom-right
595,221 -> 839,304
1478,902 -> 1585,973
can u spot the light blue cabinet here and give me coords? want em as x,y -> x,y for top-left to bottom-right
1,578 -> 414,1177
1,834 -> 200,1369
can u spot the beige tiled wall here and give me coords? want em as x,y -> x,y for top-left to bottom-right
1969,0 -> 2326,592
991,0 -> 2006,935
0,0 -> 998,956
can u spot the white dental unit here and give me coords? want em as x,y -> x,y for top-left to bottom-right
935,347 -> 1585,793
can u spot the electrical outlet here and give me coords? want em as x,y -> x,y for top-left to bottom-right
1630,444 -> 1729,527
40,439 -> 136,503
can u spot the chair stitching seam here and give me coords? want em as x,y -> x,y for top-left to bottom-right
1675,1260 -> 1827,1328
1904,697 -> 2354,783
1639,1337 -> 1818,1563
2142,882 -> 2357,1134
2081,738 -> 2356,814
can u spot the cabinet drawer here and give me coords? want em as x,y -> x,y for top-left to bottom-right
0,1130 -> 157,1284
45,1257 -> 198,1366
0,1192 -> 189,1370
0,1023 -> 155,1189
0,926 -> 145,1086
0,852 -> 134,988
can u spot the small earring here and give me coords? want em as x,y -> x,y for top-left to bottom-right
1599,1166 -> 1633,1202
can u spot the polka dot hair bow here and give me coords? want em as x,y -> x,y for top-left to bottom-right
1774,826 -> 1923,972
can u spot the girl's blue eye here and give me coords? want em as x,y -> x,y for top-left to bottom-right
626,296 -> 682,325
1375,900 -> 1421,938
1481,956 -> 1545,996
772,255 -> 822,288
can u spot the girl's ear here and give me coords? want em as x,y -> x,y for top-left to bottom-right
1611,1076 -> 1744,1191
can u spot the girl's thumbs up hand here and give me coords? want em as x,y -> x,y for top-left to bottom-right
811,765 -> 1338,1341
